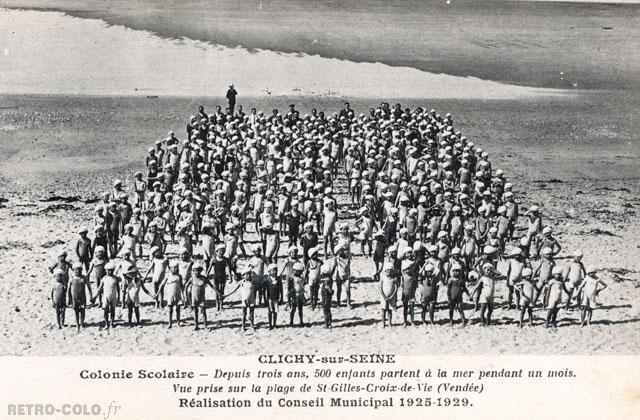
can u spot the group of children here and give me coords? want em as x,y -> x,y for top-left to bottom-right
48,101 -> 608,332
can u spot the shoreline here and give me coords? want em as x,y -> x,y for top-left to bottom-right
1,1 -> 639,90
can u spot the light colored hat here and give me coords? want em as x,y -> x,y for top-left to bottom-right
383,262 -> 395,272
267,263 -> 278,272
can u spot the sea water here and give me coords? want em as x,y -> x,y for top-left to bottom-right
0,8 -> 562,99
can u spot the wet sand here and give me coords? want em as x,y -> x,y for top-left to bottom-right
1,0 -> 639,89
0,92 -> 638,356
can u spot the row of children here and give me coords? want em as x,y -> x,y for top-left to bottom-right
48,101 -> 607,332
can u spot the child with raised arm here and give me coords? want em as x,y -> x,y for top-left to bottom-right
417,263 -> 439,326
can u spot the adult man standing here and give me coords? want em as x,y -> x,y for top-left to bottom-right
226,84 -> 238,114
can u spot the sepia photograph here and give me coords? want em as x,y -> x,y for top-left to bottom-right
0,0 -> 638,360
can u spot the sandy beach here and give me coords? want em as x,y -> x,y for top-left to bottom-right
0,91 -> 638,356
0,1 -> 638,356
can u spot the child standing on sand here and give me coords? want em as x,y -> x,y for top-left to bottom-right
543,267 -> 571,329
322,200 -> 337,256
208,244 -> 234,311
514,267 -> 538,328
240,267 -> 257,331
445,264 -> 470,327
49,251 -> 72,285
576,269 -> 607,327
143,246 -> 168,309
289,263 -> 306,327
470,263 -> 499,326
334,244 -> 352,308
92,262 -> 120,330
265,263 -> 283,330
321,267 -> 334,329
184,264 -> 216,330
372,230 -> 387,281
400,249 -> 418,327
67,266 -> 93,332
563,250 -> 586,310
305,248 -> 323,310
156,262 -> 184,328
75,229 -> 93,272
122,267 -> 152,327
417,263 -> 439,326
51,270 -> 67,329
355,207 -> 375,257
379,263 -> 398,328
261,222 -> 280,264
